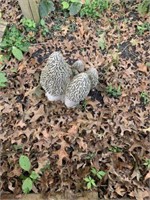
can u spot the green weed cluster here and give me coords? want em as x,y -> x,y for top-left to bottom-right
39,0 -> 110,18
137,22 -> 150,35
106,85 -> 122,98
19,155 -> 40,194
84,168 -> 106,189
0,25 -> 30,61
80,0 -> 109,18
140,92 -> 149,105
137,0 -> 150,15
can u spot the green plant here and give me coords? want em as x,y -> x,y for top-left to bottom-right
39,0 -> 55,18
80,0 -> 109,18
13,144 -> 23,151
109,146 -> 122,153
137,22 -> 150,35
143,159 -> 150,169
40,19 -> 49,36
84,167 -> 106,189
85,152 -> 96,160
69,22 -> 77,32
21,18 -> 36,32
0,54 -> 7,70
0,25 -> 30,61
19,155 -> 40,194
140,92 -> 149,105
62,0 -> 82,16
81,99 -> 87,111
84,176 -> 96,189
137,0 -> 150,15
91,168 -> 106,179
0,71 -> 8,87
106,85 -> 122,98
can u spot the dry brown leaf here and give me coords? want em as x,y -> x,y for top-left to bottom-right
61,25 -> 69,36
134,189 -> 150,200
76,137 -> 87,151
115,184 -> 126,196
18,62 -> 26,71
131,167 -> 142,181
30,104 -> 45,122
42,129 -> 50,139
53,139 -> 69,166
16,119 -> 26,128
2,103 -> 13,113
144,171 -> 150,181
67,125 -> 78,136
142,127 -> 150,133
137,63 -> 148,74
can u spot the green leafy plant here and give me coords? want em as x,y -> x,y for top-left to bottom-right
84,176 -> 96,189
69,22 -> 77,32
0,54 -> 7,70
109,146 -> 122,153
80,0 -> 109,18
13,144 -> 23,151
137,0 -> 150,15
85,152 -> 96,160
106,85 -> 121,98
140,92 -> 149,105
137,22 -> 150,35
39,0 -> 55,18
81,99 -> 87,111
91,168 -> 106,180
21,18 -> 36,32
19,155 -> 40,194
143,159 -> 150,169
0,71 -> 8,87
40,19 -> 49,36
84,167 -> 106,189
51,18 -> 65,32
0,25 -> 30,61
61,0 -> 82,16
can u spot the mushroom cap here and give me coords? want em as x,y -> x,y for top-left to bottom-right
65,73 -> 91,107
47,51 -> 64,63
86,67 -> 99,88
72,60 -> 85,73
40,52 -> 72,98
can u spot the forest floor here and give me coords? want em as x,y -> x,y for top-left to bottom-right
0,0 -> 150,199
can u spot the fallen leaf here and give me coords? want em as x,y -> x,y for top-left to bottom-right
18,62 -> 26,71
30,104 -> 45,122
137,63 -> 148,74
144,171 -> 150,181
115,184 -> 126,196
53,139 -> 69,166
16,119 -> 26,128
130,38 -> 139,46
131,166 -> 142,181
142,127 -> 150,133
61,25 -> 69,36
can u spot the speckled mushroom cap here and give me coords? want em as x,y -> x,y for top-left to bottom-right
65,73 -> 91,107
40,51 -> 72,100
72,60 -> 85,73
86,67 -> 99,88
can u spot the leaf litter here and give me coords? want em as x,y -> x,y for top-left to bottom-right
0,0 -> 150,199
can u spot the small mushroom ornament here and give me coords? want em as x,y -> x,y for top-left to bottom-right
64,68 -> 98,108
40,51 -> 72,102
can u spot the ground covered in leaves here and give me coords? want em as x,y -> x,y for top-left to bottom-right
0,0 -> 150,199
